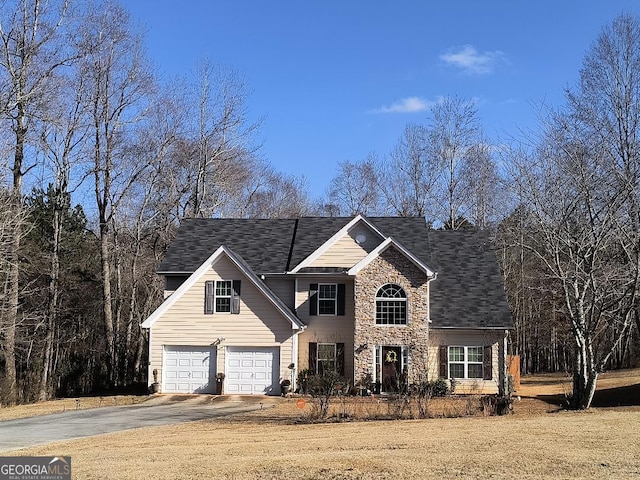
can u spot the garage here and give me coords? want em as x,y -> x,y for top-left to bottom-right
163,346 -> 216,393
225,347 -> 280,395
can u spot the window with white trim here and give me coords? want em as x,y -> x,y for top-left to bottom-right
448,346 -> 484,379
309,342 -> 345,376
317,343 -> 337,373
215,280 -> 232,313
375,284 -> 407,325
318,283 -> 337,315
204,280 -> 241,314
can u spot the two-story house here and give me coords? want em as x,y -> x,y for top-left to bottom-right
141,215 -> 513,395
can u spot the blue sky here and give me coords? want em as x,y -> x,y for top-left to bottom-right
126,0 -> 640,199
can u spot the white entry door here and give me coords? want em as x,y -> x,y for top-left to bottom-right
225,347 -> 279,395
163,346 -> 216,393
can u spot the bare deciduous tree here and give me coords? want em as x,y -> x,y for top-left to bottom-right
507,110 -> 638,409
180,61 -> 262,218
380,124 -> 438,219
0,0 -> 71,403
242,172 -> 314,219
34,63 -> 89,401
462,142 -> 503,229
327,154 -> 382,216
567,13 -> 640,340
78,0 -> 155,385
427,96 -> 481,229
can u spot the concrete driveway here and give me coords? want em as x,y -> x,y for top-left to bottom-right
0,395 -> 280,453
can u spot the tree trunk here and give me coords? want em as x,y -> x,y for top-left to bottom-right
3,104 -> 28,405
39,204 -> 61,401
100,224 -> 115,386
570,336 -> 598,409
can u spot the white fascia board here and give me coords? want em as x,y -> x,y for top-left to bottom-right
141,245 -> 305,330
223,246 -> 306,330
348,236 -> 436,277
141,246 -> 227,329
429,326 -> 510,331
289,215 -> 386,273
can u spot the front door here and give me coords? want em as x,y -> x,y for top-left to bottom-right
381,346 -> 402,393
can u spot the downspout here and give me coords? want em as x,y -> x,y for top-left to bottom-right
501,329 -> 509,396
424,272 -> 437,383
426,272 -> 438,324
291,275 -> 305,392
147,328 -> 153,389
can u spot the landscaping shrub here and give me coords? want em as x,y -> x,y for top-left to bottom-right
296,369 -> 311,394
305,370 -> 342,421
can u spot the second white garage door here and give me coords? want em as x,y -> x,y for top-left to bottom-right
225,347 -> 279,395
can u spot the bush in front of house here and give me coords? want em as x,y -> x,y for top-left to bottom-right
296,368 -> 311,394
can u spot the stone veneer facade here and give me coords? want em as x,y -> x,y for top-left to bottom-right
353,246 -> 431,384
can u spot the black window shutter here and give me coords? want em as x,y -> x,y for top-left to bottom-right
337,284 -> 346,316
309,283 -> 318,316
483,345 -> 492,380
231,280 -> 241,314
204,281 -> 215,314
308,342 -> 317,374
336,342 -> 345,376
439,345 -> 448,378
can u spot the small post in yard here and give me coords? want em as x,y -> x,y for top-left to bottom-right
216,372 -> 225,394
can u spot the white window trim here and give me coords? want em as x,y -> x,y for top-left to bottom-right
317,283 -> 338,316
448,346 -> 484,379
375,284 -> 408,326
215,280 -> 232,313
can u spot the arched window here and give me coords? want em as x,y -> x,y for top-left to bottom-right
375,284 -> 407,325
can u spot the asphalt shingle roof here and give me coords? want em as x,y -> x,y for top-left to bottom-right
426,230 -> 513,329
158,217 -> 513,329
158,218 -> 296,273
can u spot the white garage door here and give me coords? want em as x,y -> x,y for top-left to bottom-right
163,346 -> 216,393
225,347 -> 280,395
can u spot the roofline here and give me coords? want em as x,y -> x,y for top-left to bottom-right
429,326 -> 513,330
288,215 -> 386,273
160,270 -> 290,276
142,245 -> 305,330
287,272 -> 350,276
221,247 -> 306,329
348,236 -> 436,277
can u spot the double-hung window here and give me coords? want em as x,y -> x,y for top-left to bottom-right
448,346 -> 484,379
317,343 -> 336,374
215,280 -> 232,313
309,283 -> 345,316
318,284 -> 337,315
204,280 -> 241,314
308,342 -> 345,376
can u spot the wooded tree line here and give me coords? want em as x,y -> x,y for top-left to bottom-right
0,0 -> 318,404
0,0 -> 637,409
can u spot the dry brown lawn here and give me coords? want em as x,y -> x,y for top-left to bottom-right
0,395 -> 147,422
3,369 -> 640,479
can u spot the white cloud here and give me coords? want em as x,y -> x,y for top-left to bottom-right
440,45 -> 505,75
371,96 -> 434,114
